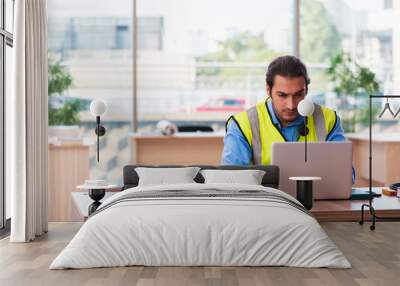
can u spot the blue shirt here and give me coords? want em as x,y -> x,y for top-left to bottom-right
221,100 -> 355,183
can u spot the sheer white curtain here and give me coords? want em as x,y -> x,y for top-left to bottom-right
10,0 -> 48,242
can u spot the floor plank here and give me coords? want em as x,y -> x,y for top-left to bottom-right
1,222 -> 400,286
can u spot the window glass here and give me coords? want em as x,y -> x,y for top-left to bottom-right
137,0 -> 294,132
48,0 -> 133,185
301,0 -> 398,133
6,0 -> 14,33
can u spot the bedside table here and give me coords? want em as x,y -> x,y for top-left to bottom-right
71,191 -> 118,221
77,184 -> 118,215
289,176 -> 321,210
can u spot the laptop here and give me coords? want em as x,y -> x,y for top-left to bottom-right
271,142 -> 353,199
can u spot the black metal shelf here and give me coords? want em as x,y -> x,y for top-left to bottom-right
359,94 -> 400,230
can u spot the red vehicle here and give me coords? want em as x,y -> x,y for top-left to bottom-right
196,97 -> 246,112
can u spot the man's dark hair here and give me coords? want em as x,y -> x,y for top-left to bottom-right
266,55 -> 310,94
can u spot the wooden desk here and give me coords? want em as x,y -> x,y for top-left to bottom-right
347,133 -> 400,186
312,187 -> 400,221
48,142 -> 90,222
130,132 -> 224,165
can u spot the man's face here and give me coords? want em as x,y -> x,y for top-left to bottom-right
267,75 -> 306,126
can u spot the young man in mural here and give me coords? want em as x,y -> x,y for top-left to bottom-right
221,55 -> 355,182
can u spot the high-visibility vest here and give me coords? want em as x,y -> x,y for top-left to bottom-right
226,98 -> 337,165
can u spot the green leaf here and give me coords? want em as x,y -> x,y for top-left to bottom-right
48,57 -> 73,97
48,56 -> 82,126
326,51 -> 381,132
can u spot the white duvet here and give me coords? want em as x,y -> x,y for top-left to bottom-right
50,183 -> 351,269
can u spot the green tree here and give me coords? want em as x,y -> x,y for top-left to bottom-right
48,58 -> 73,96
48,58 -> 83,125
196,31 -> 281,77
199,31 -> 280,63
198,0 -> 341,65
300,0 -> 341,63
326,52 -> 380,132
299,0 -> 343,92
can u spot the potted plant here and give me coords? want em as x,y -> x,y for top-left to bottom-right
326,52 -> 380,133
48,58 -> 84,141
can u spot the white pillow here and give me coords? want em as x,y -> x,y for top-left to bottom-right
200,169 -> 266,185
135,167 -> 200,186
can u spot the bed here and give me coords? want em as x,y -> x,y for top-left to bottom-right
50,165 -> 350,269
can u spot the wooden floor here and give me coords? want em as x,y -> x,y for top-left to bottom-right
1,222 -> 400,286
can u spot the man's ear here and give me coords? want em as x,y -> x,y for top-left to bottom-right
266,85 -> 272,97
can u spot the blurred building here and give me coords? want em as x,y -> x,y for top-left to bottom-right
324,0 -> 398,93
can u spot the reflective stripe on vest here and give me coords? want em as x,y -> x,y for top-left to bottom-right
247,106 -> 262,165
229,99 -> 337,165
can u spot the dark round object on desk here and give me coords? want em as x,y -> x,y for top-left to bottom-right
296,180 -> 313,210
88,188 -> 106,202
95,125 -> 106,136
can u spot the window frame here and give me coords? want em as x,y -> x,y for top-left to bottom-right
0,0 -> 13,233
